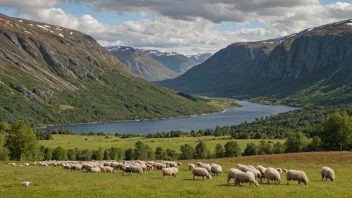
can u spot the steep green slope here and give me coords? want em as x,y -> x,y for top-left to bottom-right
0,14 -> 218,127
160,20 -> 352,107
106,46 -> 178,81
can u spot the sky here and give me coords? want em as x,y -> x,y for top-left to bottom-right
0,0 -> 351,55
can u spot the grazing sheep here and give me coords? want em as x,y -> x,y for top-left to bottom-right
124,166 -> 143,176
237,164 -> 261,180
264,168 -> 281,184
162,167 -> 178,178
24,163 -> 30,166
235,172 -> 259,187
276,168 -> 283,174
9,163 -> 16,166
22,181 -> 31,186
247,165 -> 255,169
192,167 -> 211,180
88,167 -> 101,173
197,163 -> 211,173
286,170 -> 309,185
283,169 -> 288,173
227,168 -> 243,184
71,164 -> 82,171
321,167 -> 335,182
211,164 -> 223,176
189,164 -> 195,170
177,162 -> 182,166
101,166 -> 114,173
256,165 -> 267,182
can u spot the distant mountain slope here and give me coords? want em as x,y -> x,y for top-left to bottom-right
188,53 -> 212,65
106,46 -> 177,81
142,50 -> 196,74
0,13 -> 218,126
160,19 -> 352,106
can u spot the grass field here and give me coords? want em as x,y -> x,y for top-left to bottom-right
0,152 -> 351,198
39,135 -> 285,152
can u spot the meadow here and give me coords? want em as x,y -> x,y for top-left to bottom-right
0,152 -> 351,198
39,135 -> 285,152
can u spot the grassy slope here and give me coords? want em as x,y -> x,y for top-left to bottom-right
39,135 -> 283,152
1,152 -> 351,198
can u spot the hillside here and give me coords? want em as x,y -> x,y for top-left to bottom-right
106,46 -> 177,81
160,20 -> 352,106
0,14 -> 219,127
142,50 -> 196,74
188,53 -> 212,65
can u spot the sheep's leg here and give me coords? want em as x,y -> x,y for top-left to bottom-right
203,176 -> 205,180
287,180 -> 290,185
227,177 -> 230,185
193,175 -> 196,180
321,175 -> 324,181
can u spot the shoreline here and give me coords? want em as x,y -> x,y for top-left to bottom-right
38,108 -> 233,130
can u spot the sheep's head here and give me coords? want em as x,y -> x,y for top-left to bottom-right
207,174 -> 212,180
302,178 -> 308,185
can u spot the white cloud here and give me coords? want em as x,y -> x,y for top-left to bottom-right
1,1 -> 352,54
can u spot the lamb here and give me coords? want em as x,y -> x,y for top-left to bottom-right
264,167 -> 281,184
320,167 -> 335,182
286,170 -> 309,185
162,167 -> 178,178
192,167 -> 212,180
256,165 -> 266,182
189,163 -> 195,170
227,168 -> 243,184
235,171 -> 259,187
210,164 -> 223,176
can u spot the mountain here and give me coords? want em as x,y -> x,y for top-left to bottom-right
106,46 -> 177,81
142,50 -> 196,74
160,19 -> 352,106
188,53 -> 212,65
0,13 -> 218,126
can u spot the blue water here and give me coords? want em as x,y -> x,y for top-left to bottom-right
39,100 -> 296,134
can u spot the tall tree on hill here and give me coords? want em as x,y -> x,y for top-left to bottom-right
322,112 -> 352,151
224,141 -> 241,157
195,141 -> 211,159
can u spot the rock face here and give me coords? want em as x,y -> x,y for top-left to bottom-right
142,50 -> 196,75
106,46 -> 177,81
188,53 -> 213,65
0,14 -> 217,126
160,20 -> 352,106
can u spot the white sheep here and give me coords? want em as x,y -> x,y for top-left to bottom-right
162,167 -> 178,178
320,167 -> 335,182
71,164 -> 82,171
276,168 -> 283,174
88,167 -> 101,173
188,163 -> 195,170
235,171 -> 259,187
283,169 -> 288,173
101,166 -> 114,173
264,167 -> 281,184
197,162 -> 211,173
210,164 -> 222,176
286,170 -> 309,185
24,163 -> 30,166
22,181 -> 31,186
177,162 -> 182,166
256,165 -> 266,182
237,164 -> 261,180
192,167 -> 211,180
227,168 -> 243,184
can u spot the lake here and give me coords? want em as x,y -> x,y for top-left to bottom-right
40,100 -> 296,134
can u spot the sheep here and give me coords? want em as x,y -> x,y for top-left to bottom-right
321,167 -> 335,182
247,165 -> 255,169
227,168 -> 243,184
237,164 -> 261,180
192,167 -> 211,180
177,162 -> 182,166
9,163 -> 16,166
22,181 -> 31,186
71,164 -> 82,171
256,165 -> 266,182
276,168 -> 283,174
264,167 -> 281,184
124,166 -> 143,176
235,171 -> 259,187
283,169 -> 288,173
188,164 -> 195,170
162,167 -> 178,178
286,170 -> 309,185
88,167 -> 101,173
24,163 -> 30,166
197,162 -> 211,173
210,164 -> 223,176
101,166 -> 114,173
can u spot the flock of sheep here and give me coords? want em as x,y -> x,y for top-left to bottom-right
8,161 -> 335,188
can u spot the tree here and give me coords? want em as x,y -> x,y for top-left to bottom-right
257,140 -> 273,155
44,147 -> 53,160
272,142 -> 285,154
103,149 -> 110,160
308,136 -> 322,151
195,141 -> 210,159
125,148 -> 134,160
155,146 -> 166,160
5,121 -> 39,160
180,144 -> 195,159
133,141 -> 153,160
80,149 -> 92,161
166,149 -> 179,160
0,130 -> 9,161
321,112 -> 352,151
52,146 -> 68,161
214,143 -> 224,158
95,147 -> 104,161
243,143 -> 257,156
284,131 -> 309,153
67,149 -> 76,160
224,141 -> 241,157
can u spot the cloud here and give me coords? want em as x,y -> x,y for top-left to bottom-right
1,0 -> 352,55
